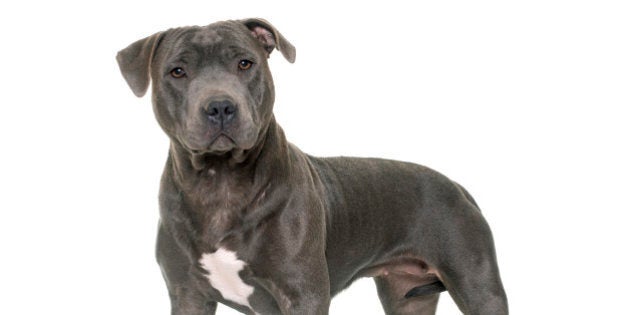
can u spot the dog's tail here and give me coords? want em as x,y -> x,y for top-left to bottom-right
404,281 -> 447,298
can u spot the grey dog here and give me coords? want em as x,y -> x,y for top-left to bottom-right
117,18 -> 508,315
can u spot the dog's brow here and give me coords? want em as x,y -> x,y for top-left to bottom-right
222,45 -> 254,60
169,49 -> 199,65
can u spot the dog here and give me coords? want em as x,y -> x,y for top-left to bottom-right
116,18 -> 508,315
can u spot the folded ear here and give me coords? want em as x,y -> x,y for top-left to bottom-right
116,32 -> 164,97
241,18 -> 296,63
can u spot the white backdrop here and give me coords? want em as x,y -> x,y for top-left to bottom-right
1,1 -> 628,314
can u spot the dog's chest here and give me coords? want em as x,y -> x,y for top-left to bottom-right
198,247 -> 256,310
186,175 -> 253,238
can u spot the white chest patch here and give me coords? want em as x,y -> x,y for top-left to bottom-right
199,248 -> 255,309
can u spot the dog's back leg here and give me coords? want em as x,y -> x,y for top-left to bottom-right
374,276 -> 441,315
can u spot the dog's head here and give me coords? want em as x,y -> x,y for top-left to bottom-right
117,18 -> 295,158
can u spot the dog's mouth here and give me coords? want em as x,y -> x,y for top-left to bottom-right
208,133 -> 236,153
186,133 -> 236,155
184,133 -> 250,168
178,123 -> 259,166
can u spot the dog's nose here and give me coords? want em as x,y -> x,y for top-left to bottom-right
206,100 -> 237,124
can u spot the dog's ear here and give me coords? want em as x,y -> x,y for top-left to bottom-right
241,18 -> 296,63
116,32 -> 164,97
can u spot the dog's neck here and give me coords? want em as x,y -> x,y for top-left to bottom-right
166,116 -> 290,244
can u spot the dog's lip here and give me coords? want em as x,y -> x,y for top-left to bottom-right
209,134 -> 236,152
211,133 -> 235,144
185,133 -> 236,155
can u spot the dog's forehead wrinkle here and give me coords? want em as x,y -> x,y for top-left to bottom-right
191,27 -> 223,46
188,22 -> 245,44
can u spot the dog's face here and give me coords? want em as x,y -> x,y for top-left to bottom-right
117,19 -> 295,157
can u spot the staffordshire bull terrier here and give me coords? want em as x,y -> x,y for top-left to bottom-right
117,18 -> 508,315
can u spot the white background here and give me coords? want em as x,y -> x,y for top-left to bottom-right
1,1 -> 628,314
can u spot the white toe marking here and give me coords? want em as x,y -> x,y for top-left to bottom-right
199,248 -> 255,309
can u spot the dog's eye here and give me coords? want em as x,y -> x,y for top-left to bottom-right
238,60 -> 254,71
170,67 -> 186,78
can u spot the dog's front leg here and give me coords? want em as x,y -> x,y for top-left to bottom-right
251,198 -> 331,315
253,254 -> 331,315
168,286 -> 217,315
157,223 -> 218,315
